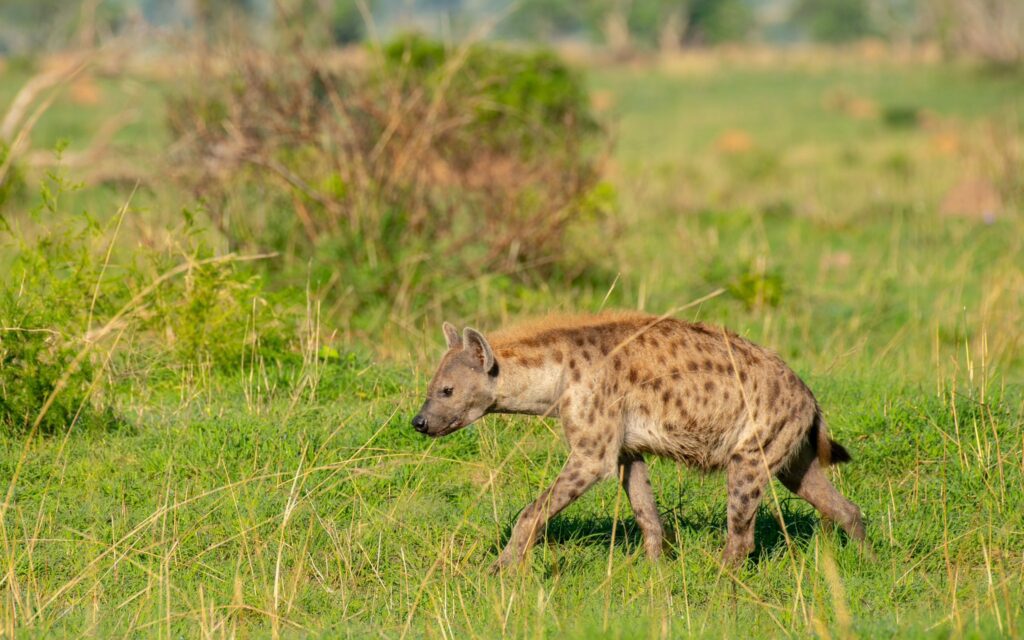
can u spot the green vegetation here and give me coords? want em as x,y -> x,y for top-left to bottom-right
1,40 -> 1023,638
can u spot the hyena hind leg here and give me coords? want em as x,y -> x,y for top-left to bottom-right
777,442 -> 867,547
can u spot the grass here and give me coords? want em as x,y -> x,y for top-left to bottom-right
2,53 -> 1023,637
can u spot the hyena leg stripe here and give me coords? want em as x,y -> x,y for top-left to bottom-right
495,456 -> 602,569
619,453 -> 664,559
723,456 -> 769,565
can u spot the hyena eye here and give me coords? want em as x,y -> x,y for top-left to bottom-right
441,386 -> 453,397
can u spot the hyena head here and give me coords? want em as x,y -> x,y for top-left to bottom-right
412,322 -> 498,437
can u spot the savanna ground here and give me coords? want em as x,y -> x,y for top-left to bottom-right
1,47 -> 1023,638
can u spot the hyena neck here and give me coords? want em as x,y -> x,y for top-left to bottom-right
491,347 -> 563,417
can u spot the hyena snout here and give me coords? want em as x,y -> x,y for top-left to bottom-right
410,401 -> 466,437
411,414 -> 429,434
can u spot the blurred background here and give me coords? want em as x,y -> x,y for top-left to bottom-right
0,0 -> 1021,418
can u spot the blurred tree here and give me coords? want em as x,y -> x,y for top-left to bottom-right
930,0 -> 1024,66
792,0 -> 875,43
191,0 -> 260,37
0,0 -> 81,52
685,0 -> 754,44
498,0 -> 585,41
329,0 -> 373,45
500,0 -> 753,51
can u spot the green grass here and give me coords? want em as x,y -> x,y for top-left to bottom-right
2,55 -> 1024,637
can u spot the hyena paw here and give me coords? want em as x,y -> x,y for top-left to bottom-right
721,543 -> 753,569
489,549 -> 522,575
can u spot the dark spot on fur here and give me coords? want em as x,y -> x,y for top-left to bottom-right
687,361 -> 699,372
572,369 -> 581,382
661,390 -> 671,405
651,378 -> 662,391
704,380 -> 716,392
628,368 -> 638,384
573,337 -> 584,347
553,350 -> 564,364
739,370 -> 748,382
613,356 -> 622,370
569,358 -> 577,369
691,324 -> 714,337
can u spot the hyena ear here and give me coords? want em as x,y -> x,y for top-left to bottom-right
463,327 -> 495,373
442,321 -> 462,349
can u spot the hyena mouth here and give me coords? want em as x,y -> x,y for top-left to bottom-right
433,419 -> 463,437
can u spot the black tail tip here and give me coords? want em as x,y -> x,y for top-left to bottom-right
829,439 -> 852,464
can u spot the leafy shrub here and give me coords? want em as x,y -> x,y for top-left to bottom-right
0,162 -> 128,434
140,238 -> 297,369
0,141 -> 27,210
705,257 -> 785,309
381,33 -> 598,155
882,105 -> 921,129
166,35 -> 607,318
0,157 -> 301,435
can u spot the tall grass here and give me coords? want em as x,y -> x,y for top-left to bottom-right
1,41 -> 1023,638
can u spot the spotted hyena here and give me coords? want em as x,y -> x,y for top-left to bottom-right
412,312 -> 866,570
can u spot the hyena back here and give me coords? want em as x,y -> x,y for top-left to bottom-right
412,312 -> 866,570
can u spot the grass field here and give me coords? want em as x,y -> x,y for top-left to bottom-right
2,52 -> 1023,638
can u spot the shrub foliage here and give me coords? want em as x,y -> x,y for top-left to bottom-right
167,35 -> 607,311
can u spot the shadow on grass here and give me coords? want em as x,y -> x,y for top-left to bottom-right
493,497 -> 838,565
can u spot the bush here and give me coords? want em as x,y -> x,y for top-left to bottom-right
166,35 -> 607,317
0,162 -> 128,434
0,157 -> 301,435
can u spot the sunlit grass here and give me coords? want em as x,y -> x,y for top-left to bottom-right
2,55 -> 1023,637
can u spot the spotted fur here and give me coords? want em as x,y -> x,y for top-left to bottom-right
412,312 -> 867,570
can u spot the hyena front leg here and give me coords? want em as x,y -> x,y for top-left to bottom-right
619,453 -> 664,559
492,452 -> 606,572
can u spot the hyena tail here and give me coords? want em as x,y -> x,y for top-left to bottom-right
812,409 -> 852,466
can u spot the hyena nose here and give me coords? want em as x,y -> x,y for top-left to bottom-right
412,414 -> 428,433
